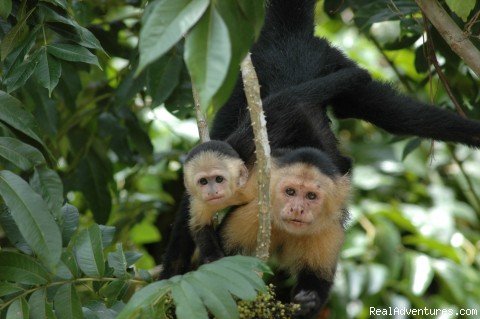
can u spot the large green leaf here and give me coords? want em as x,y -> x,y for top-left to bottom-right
74,224 -> 105,277
146,50 -> 183,107
184,6 -> 231,110
172,281 -> 209,319
213,0 -> 264,107
0,251 -> 50,285
0,171 -> 62,270
6,297 -> 29,319
34,47 -> 62,96
0,91 -> 47,152
30,166 -> 64,220
53,284 -> 83,319
0,137 -> 46,171
117,256 -> 267,319
137,0 -> 209,74
47,43 -> 100,68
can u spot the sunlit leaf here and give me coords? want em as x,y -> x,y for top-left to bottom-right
137,0 -> 209,74
184,6 -> 231,110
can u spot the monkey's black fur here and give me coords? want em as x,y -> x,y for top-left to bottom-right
161,0 -> 480,316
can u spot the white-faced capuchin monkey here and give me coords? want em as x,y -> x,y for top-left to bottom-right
218,147 -> 351,318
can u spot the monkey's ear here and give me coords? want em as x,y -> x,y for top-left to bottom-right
238,164 -> 249,187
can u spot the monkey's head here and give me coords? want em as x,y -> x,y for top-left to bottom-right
184,141 -> 249,206
270,148 -> 350,235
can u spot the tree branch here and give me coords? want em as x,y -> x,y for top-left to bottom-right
192,85 -> 210,142
415,0 -> 480,78
241,53 -> 272,261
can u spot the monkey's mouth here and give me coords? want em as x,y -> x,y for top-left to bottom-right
284,218 -> 310,226
205,196 -> 225,202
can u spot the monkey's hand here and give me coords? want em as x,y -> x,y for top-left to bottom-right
292,290 -> 322,319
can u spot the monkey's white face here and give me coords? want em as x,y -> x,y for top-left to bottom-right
271,163 -> 349,235
184,151 -> 248,207
193,169 -> 232,203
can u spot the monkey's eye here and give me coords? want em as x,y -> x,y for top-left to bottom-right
306,192 -> 317,200
285,188 -> 296,196
198,178 -> 208,185
215,176 -> 224,183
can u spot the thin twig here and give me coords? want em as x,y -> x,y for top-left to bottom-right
241,53 -> 272,261
192,85 -> 210,142
423,17 -> 466,117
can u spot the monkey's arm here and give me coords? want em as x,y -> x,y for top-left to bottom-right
331,80 -> 480,148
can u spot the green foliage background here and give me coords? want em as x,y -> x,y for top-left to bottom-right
0,0 -> 479,318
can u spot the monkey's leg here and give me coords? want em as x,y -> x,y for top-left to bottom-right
292,269 -> 334,319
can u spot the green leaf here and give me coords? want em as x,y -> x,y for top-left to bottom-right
186,275 -> 238,319
34,47 -> 62,96
47,44 -> 100,68
107,243 -> 128,278
99,225 -> 116,248
39,4 -> 103,51
0,8 -> 34,61
0,282 -> 24,298
74,224 -> 105,277
6,297 -> 29,319
0,91 -> 48,152
172,280 -> 209,319
0,137 -> 46,171
30,166 -> 63,220
28,289 -> 51,319
0,0 -> 12,19
2,26 -> 39,77
117,281 -> 171,319
41,0 -> 67,10
61,204 -> 79,246
75,153 -> 112,224
99,280 -> 129,301
0,251 -> 50,285
3,55 -> 39,93
137,0 -> 209,74
184,6 -> 231,109
401,138 -> 422,161
0,171 -> 62,270
0,206 -> 32,254
146,50 -> 183,107
61,251 -> 80,278
213,0 -> 264,107
54,283 -> 83,319
446,0 -> 476,22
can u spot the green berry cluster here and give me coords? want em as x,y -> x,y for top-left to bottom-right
237,284 -> 300,319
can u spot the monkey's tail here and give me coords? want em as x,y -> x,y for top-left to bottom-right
263,0 -> 317,34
